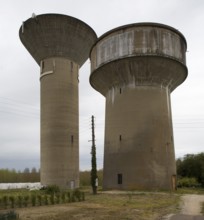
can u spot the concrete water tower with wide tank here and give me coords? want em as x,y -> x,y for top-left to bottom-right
19,14 -> 97,189
90,23 -> 187,190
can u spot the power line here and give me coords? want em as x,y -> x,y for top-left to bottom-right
0,109 -> 39,119
0,97 -> 39,111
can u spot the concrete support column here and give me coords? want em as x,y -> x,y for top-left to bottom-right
103,86 -> 176,190
40,57 -> 79,188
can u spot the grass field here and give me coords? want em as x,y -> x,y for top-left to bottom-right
1,187 -> 204,220
16,190 -> 180,220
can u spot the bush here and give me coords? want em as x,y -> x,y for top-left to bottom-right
17,196 -> 23,208
37,195 -> 42,206
177,177 -> 201,188
70,193 -> 76,202
177,153 -> 204,187
9,196 -> 15,209
23,196 -> 29,207
67,192 -> 71,202
31,194 -> 36,206
61,192 -> 66,203
50,194 -> 55,205
2,196 -> 8,209
73,189 -> 81,201
82,192 -> 85,201
44,185 -> 60,195
0,189 -> 85,210
56,194 -> 60,204
44,195 -> 49,205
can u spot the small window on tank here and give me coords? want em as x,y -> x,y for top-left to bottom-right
118,173 -> 122,184
120,88 -> 122,94
71,135 -> 74,143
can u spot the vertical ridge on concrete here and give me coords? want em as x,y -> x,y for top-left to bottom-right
19,14 -> 97,189
90,23 -> 187,190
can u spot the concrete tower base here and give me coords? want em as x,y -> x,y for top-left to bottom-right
103,86 -> 176,190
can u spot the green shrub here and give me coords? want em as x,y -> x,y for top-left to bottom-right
50,194 -> 55,205
67,192 -> 71,202
23,195 -> 29,207
9,196 -> 15,209
3,196 -> 8,209
44,185 -> 60,195
70,192 -> 76,202
17,196 -> 23,208
61,192 -> 66,203
0,189 -> 85,211
177,153 -> 204,187
44,195 -> 49,205
37,195 -> 42,206
73,189 -> 81,201
31,194 -> 36,206
56,194 -> 60,204
177,177 -> 200,188
82,192 -> 85,201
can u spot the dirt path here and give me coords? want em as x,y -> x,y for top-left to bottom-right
164,194 -> 204,220
181,194 -> 204,215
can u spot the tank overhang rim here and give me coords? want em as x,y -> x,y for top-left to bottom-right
89,55 -> 188,96
19,13 -> 97,42
90,22 -> 187,57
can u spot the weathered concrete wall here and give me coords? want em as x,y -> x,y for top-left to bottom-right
104,86 -> 175,190
90,23 -> 187,95
20,14 -> 97,189
91,23 -> 186,71
20,14 -> 97,66
90,23 -> 187,190
40,57 -> 79,188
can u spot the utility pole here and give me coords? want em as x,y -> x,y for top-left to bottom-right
91,115 -> 98,194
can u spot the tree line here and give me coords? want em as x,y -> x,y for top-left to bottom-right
0,168 -> 103,186
1,154 -> 204,188
177,152 -> 204,187
0,168 -> 40,183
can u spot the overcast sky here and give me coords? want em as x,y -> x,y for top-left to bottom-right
0,0 -> 204,171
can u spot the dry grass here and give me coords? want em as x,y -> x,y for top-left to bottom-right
17,191 -> 180,220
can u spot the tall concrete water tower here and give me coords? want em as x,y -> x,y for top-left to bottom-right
19,14 -> 97,189
90,23 -> 187,190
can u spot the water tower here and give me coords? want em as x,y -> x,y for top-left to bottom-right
90,23 -> 187,190
19,14 -> 97,188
